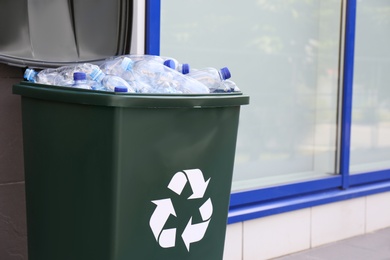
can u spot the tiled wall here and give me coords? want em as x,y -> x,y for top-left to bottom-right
0,63 -> 27,259
223,191 -> 390,260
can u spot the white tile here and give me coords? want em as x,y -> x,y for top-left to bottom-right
223,222 -> 243,260
311,197 -> 365,247
366,191 -> 390,233
242,209 -> 311,260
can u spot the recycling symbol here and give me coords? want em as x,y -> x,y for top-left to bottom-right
149,169 -> 213,252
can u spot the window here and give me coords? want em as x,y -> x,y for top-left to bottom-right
350,0 -> 390,174
160,0 -> 343,191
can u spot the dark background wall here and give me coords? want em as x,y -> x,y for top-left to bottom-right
0,63 -> 28,259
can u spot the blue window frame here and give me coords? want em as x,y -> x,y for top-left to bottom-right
146,0 -> 390,224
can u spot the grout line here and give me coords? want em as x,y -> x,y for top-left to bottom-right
241,222 -> 244,260
364,196 -> 368,234
309,207 -> 313,249
0,181 -> 25,187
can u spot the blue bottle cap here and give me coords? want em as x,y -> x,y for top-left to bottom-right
74,72 -> 87,80
220,67 -> 231,80
163,59 -> 176,69
114,86 -> 128,92
182,63 -> 190,74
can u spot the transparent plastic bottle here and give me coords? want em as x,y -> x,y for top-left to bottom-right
132,59 -> 178,93
220,79 -> 241,92
100,75 -> 135,93
72,72 -> 92,89
133,59 -> 209,94
24,68 -> 58,85
100,56 -> 135,77
123,54 -> 188,73
127,54 -> 165,63
177,75 -> 210,94
24,64 -> 105,87
29,64 -> 103,87
75,63 -> 102,79
187,67 -> 232,92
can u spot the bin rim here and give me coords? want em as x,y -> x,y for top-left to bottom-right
13,81 -> 250,108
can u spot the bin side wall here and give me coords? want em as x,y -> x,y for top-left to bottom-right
114,106 -> 241,260
21,98 -> 118,260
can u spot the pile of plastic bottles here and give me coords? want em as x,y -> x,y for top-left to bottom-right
23,55 -> 240,94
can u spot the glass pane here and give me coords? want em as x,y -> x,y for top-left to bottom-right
350,0 -> 390,173
161,0 -> 342,191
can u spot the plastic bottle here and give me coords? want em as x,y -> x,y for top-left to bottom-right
121,54 -> 188,73
100,56 -> 139,87
127,54 -> 165,63
52,65 -> 82,86
132,59 -> 178,93
177,75 -> 210,94
24,68 -> 58,85
100,75 -> 135,93
24,64 -> 105,87
100,56 -> 135,77
127,55 -> 190,93
131,59 -> 208,94
72,72 -> 92,89
219,79 -> 241,92
187,67 -> 231,92
54,63 -> 103,86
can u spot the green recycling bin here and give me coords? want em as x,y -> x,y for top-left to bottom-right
13,82 -> 249,260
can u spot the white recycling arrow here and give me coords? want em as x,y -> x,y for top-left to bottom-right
181,217 -> 211,252
199,198 -> 213,221
183,169 -> 210,199
149,199 -> 176,246
167,171 -> 187,195
159,228 -> 176,248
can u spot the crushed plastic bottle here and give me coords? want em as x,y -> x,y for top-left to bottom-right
100,75 -> 135,93
132,59 -> 209,94
24,68 -> 58,85
187,67 -> 231,92
132,59 -> 178,93
47,63 -> 104,86
100,56 -> 149,93
24,64 -> 104,87
100,56 -> 135,79
118,54 -> 189,74
220,79 -> 241,92
125,54 -> 164,63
